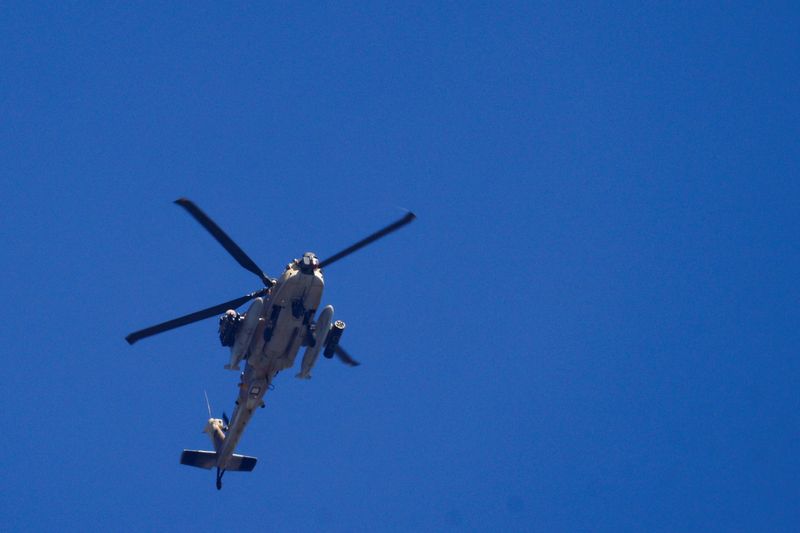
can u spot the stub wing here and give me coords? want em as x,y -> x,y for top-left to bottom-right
180,450 -> 258,472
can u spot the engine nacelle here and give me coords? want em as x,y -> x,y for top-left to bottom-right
225,297 -> 264,371
323,320 -> 345,358
296,305 -> 333,379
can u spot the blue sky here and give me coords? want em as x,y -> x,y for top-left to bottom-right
1,3 -> 798,531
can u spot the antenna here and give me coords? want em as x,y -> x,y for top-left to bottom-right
204,390 -> 213,418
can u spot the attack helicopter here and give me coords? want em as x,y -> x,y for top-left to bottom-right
126,198 -> 415,490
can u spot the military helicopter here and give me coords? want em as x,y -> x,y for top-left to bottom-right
126,198 -> 415,490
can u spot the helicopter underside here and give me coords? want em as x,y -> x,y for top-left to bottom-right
216,265 -> 325,466
247,264 -> 324,373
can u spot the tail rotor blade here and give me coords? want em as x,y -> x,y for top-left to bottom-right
318,212 -> 416,269
125,288 -> 269,344
175,198 -> 274,287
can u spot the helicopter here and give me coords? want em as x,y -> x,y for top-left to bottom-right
126,198 -> 415,490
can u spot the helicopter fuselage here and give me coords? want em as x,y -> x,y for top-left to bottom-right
216,261 -> 325,468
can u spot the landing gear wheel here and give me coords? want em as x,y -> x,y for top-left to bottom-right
215,468 -> 224,490
216,478 -> 222,490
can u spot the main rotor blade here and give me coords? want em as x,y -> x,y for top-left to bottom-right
318,212 -> 416,269
125,288 -> 268,345
174,198 -> 274,287
334,345 -> 360,367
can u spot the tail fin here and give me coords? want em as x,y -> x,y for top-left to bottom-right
180,450 -> 258,472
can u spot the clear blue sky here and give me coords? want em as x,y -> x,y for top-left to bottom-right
1,3 -> 798,531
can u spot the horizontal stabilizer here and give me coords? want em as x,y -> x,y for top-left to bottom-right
181,450 -> 217,469
180,450 -> 258,472
227,453 -> 258,472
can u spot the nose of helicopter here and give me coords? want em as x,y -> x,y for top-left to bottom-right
299,252 -> 320,273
